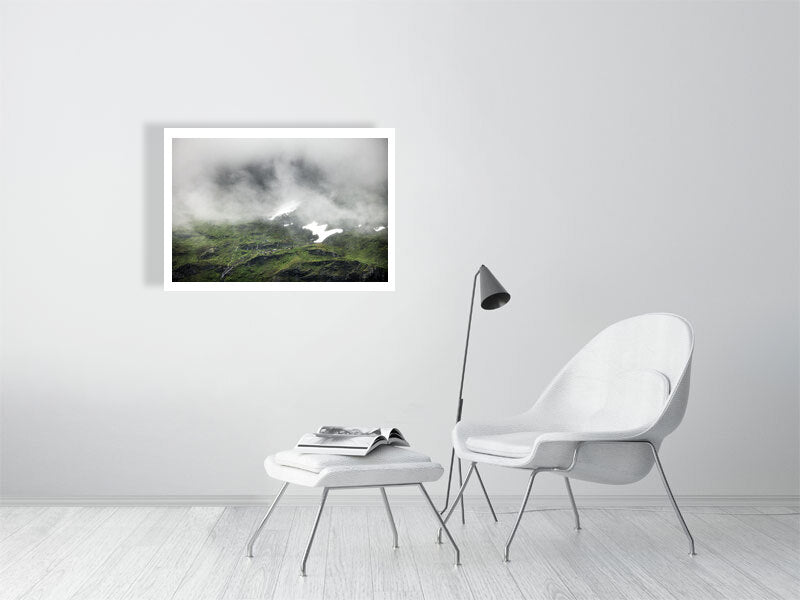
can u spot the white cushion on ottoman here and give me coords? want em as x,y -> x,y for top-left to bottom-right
265,446 -> 444,488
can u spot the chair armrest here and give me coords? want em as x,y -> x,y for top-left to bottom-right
521,430 -> 655,471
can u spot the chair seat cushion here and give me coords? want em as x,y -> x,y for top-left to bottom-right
465,432 -> 542,458
265,445 -> 444,488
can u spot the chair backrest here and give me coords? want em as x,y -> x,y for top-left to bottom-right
528,313 -> 694,443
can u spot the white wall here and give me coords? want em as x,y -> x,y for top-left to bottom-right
1,0 -> 797,500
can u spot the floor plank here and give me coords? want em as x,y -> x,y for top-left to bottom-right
453,508 -> 525,600
543,507 -> 662,599
624,508 -> 783,599
547,508 -> 678,600
717,508 -> 800,552
753,505 -> 800,515
0,507 -> 116,600
748,507 -> 800,549
367,500 -> 425,600
119,506 -> 224,600
68,507 -> 187,600
402,504 -> 474,600
480,504 -> 587,600
685,510 -> 800,599
323,506 -> 373,600
593,508 -> 740,600
0,508 -> 46,544
267,505 -> 330,600
172,507 -> 263,600
534,507 -> 642,599
0,507 -> 82,573
1,503 -> 797,600
18,508 -> 151,600
222,505 -> 296,600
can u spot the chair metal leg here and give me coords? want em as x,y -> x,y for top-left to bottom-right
457,458 -> 465,524
564,477 -> 581,530
300,488 -> 329,576
245,481 -> 289,557
380,487 -> 399,549
419,484 -> 461,566
648,442 -> 696,556
504,470 -> 538,562
474,466 -> 498,522
437,462 -> 476,543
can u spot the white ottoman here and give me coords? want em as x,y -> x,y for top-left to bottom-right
245,446 -> 461,575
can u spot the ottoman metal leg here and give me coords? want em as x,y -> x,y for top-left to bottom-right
418,484 -> 461,567
301,488 -> 329,577
246,481 -> 289,557
380,487 -> 399,549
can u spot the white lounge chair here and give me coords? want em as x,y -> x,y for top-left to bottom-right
439,313 -> 697,561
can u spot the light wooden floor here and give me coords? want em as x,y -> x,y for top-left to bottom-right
0,502 -> 797,599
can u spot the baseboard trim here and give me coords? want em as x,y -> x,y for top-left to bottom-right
1,494 -> 797,507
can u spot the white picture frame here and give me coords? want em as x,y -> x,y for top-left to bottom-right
164,127 -> 395,291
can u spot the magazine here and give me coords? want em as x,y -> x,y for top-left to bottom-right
294,426 -> 410,456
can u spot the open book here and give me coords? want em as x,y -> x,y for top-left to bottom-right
294,426 -> 410,456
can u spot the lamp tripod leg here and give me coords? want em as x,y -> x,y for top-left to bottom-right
457,459 -> 465,524
440,448 -> 456,514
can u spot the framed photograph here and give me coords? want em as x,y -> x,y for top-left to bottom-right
164,128 -> 394,291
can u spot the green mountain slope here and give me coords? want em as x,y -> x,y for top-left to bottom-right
172,219 -> 388,283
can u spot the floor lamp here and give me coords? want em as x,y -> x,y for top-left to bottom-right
440,264 -> 510,524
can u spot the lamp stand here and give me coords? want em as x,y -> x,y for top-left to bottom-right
440,270 -> 499,524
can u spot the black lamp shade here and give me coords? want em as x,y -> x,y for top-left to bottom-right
479,265 -> 510,310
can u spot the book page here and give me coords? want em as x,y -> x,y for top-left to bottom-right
316,425 -> 381,437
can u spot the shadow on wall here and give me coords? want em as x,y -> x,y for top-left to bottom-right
141,121 -> 375,287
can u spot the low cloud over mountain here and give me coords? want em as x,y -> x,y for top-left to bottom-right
172,137 -> 388,229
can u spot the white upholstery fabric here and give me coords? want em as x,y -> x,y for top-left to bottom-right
273,447 -> 435,473
464,370 -> 670,461
453,313 -> 693,485
265,446 -> 444,488
465,432 -> 543,458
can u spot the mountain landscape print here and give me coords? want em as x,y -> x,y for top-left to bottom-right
165,128 -> 394,290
